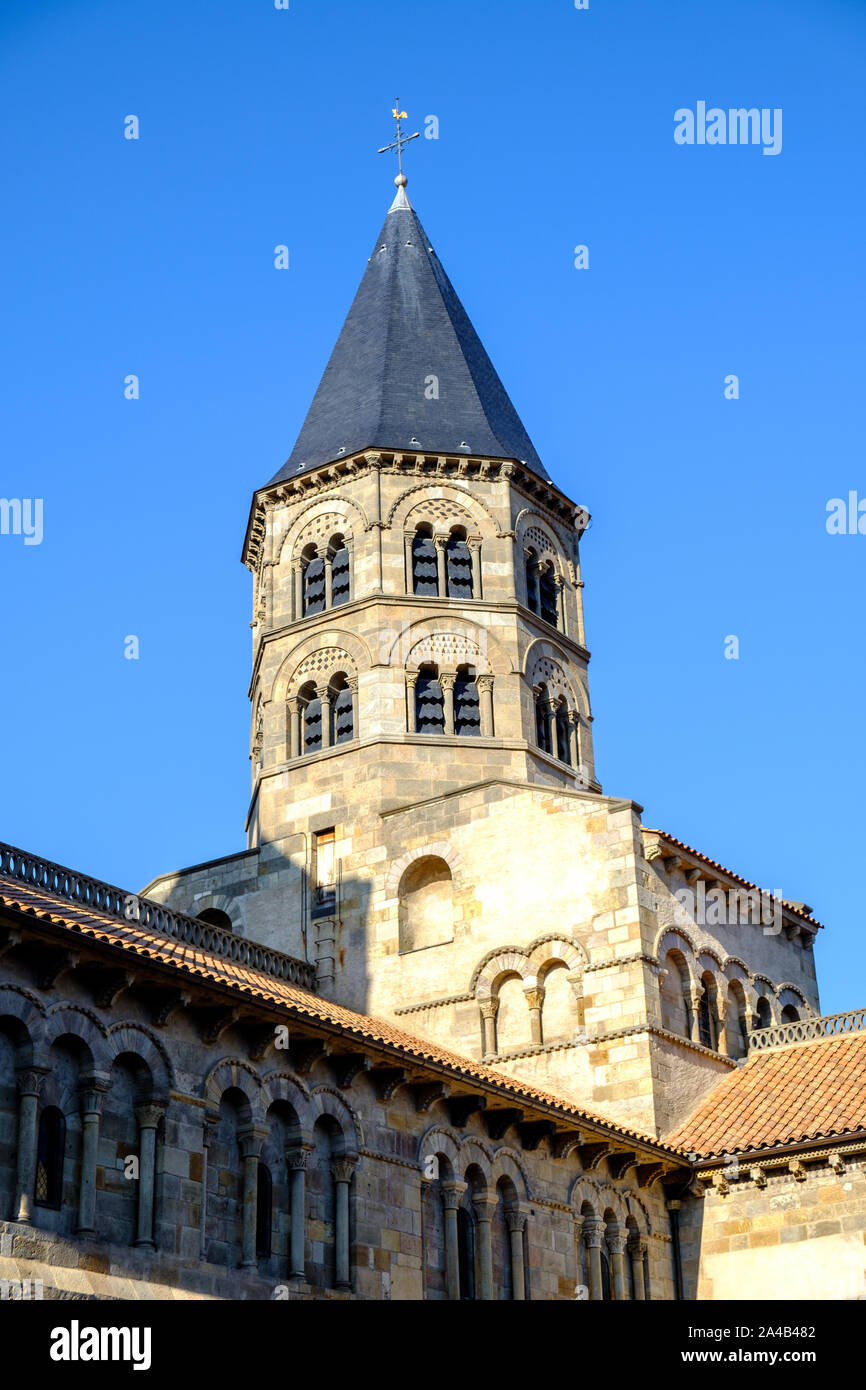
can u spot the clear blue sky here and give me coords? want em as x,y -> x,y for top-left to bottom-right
1,0 -> 864,1012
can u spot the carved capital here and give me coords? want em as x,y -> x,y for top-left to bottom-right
471,1192 -> 498,1222
238,1125 -> 268,1160
506,1208 -> 528,1235
134,1102 -> 166,1131
524,987 -> 545,1012
439,1180 -> 468,1211
582,1216 -> 605,1249
476,674 -> 494,694
330,1156 -> 358,1185
285,1149 -> 310,1173
606,1223 -> 627,1256
15,1067 -> 48,1098
479,998 -> 499,1020
628,1234 -> 648,1257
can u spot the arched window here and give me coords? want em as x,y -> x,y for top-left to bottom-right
196,908 -> 233,932
600,1245 -> 612,1301
534,683 -> 552,755
330,537 -> 351,608
412,525 -> 439,596
330,674 -> 354,745
780,1004 -> 800,1024
697,990 -> 713,1049
35,1106 -> 65,1210
755,996 -> 772,1030
446,528 -> 473,599
540,564 -> 559,628
416,665 -> 445,734
299,682 -> 322,753
457,1208 -> 476,1301
555,702 -> 572,765
256,1162 -> 272,1258
302,547 -> 326,617
525,548 -> 540,615
398,856 -> 453,952
454,666 -> 481,736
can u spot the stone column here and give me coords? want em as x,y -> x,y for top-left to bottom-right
583,1216 -> 605,1301
133,1102 -> 165,1249
292,564 -> 304,622
472,1192 -> 497,1301
347,676 -> 359,742
506,1207 -> 528,1301
345,537 -> 354,603
629,1235 -> 647,1300
406,672 -> 418,734
607,1222 -> 627,1301
468,539 -> 483,599
715,997 -> 730,1057
324,553 -> 333,609
477,674 -> 495,737
13,1067 -> 47,1224
317,683 -> 332,751
480,999 -> 499,1056
286,1148 -> 310,1279
287,696 -> 301,759
404,532 -> 415,594
440,673 -> 456,735
77,1075 -> 110,1236
688,987 -> 704,1044
440,1180 -> 467,1301
554,574 -> 567,633
572,1213 -> 586,1295
200,1116 -> 218,1259
238,1127 -> 266,1268
569,711 -> 582,774
524,985 -> 545,1045
330,1156 -> 357,1290
435,536 -> 448,597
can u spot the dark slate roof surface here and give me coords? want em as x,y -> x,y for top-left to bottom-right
269,191 -> 550,484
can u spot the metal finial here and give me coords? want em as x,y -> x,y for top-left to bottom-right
377,98 -> 420,184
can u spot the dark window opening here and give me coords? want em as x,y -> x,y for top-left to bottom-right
303,556 -> 326,616
330,545 -> 350,608
555,705 -> 572,765
540,566 -> 559,627
525,551 -> 540,615
313,829 -> 336,918
331,682 -> 354,745
197,908 -> 233,932
416,669 -> 445,734
256,1162 -> 272,1257
35,1106 -> 65,1210
446,535 -> 474,599
412,531 -> 439,596
697,992 -> 713,1049
535,687 -> 552,755
454,669 -> 481,737
302,689 -> 323,753
457,1208 -> 476,1301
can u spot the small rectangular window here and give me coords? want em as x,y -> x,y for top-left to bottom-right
313,829 -> 337,917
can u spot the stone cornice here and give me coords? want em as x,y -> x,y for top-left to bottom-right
242,450 -> 587,572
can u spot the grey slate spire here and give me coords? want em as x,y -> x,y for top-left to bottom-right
269,178 -> 550,484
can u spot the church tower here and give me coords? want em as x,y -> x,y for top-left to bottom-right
145,151 -> 820,1140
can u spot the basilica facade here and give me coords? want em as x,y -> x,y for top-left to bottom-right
1,174 -> 864,1301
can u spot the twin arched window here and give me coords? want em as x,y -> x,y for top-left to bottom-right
525,548 -> 560,630
301,535 -> 351,618
411,525 -> 476,599
296,674 -> 355,754
414,664 -> 481,737
534,684 -> 575,766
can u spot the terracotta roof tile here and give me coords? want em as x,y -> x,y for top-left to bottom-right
670,1032 -> 866,1157
0,877 -> 679,1158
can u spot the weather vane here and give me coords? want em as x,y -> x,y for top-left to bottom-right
377,99 -> 420,184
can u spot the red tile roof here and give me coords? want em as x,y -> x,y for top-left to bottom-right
0,876 -> 680,1158
669,1031 -> 866,1157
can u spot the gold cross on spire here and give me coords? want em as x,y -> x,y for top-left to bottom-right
377,98 -> 420,184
